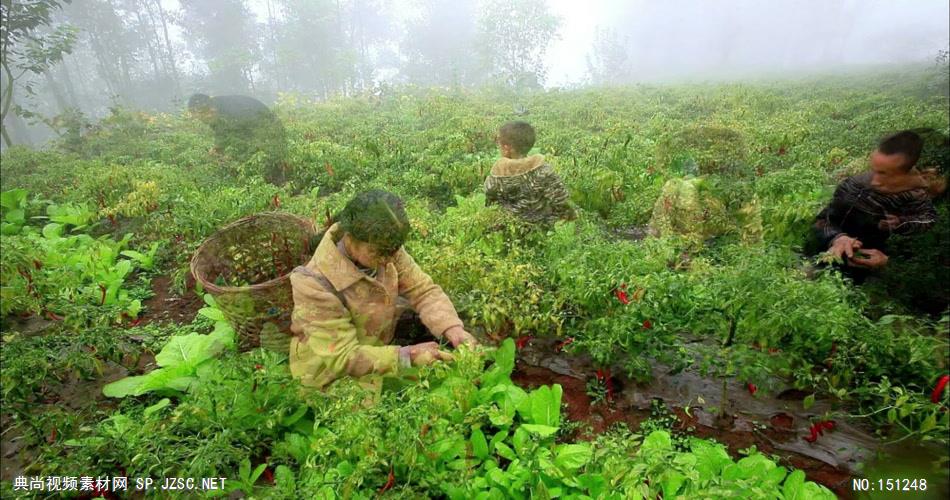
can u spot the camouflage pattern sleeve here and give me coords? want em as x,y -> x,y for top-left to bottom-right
538,165 -> 576,220
393,249 -> 464,338
288,269 -> 399,389
484,176 -> 501,206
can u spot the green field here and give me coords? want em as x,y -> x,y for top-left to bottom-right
1,66 -> 948,498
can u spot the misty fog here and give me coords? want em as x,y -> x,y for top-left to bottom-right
1,0 -> 947,148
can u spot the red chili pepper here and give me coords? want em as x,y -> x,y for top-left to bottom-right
746,383 -> 757,396
515,335 -> 533,350
127,317 -> 143,328
45,310 -> 63,321
262,467 -> 274,484
17,268 -> 38,297
932,375 -> 950,404
642,319 -> 652,329
804,425 -> 819,443
554,337 -> 574,352
378,467 -> 395,494
255,364 -> 264,370
595,369 -> 614,402
804,420 -> 835,442
614,289 -> 630,305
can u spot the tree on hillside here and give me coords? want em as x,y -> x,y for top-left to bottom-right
586,27 -> 633,86
400,0 -> 479,88
475,0 -> 560,89
269,0 -> 393,99
1,0 -> 76,147
178,0 -> 260,94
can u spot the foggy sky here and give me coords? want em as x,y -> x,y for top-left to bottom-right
547,0 -> 949,84
240,0 -> 950,86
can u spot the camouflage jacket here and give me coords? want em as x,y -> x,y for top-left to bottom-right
288,223 -> 464,389
484,155 -> 576,224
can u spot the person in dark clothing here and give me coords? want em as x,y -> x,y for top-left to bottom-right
808,130 -> 938,281
188,93 -> 290,185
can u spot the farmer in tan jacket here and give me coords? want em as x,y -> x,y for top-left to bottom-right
289,190 -> 476,389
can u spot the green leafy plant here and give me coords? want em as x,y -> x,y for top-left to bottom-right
102,300 -> 235,397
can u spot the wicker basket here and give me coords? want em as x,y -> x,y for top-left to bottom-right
191,212 -> 318,351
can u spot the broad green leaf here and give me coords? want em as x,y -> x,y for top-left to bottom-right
280,406 -> 309,427
42,223 -> 63,239
121,250 -> 145,261
489,430 -> 508,452
529,385 -> 562,426
143,398 -> 171,416
577,473 -> 606,497
471,427 -> 489,460
483,339 -> 516,387
126,299 -> 142,318
803,394 -> 815,410
554,443 -> 591,470
4,209 -> 25,224
495,442 -> 517,461
661,470 -> 685,498
512,427 -> 530,457
199,306 -> 227,322
782,469 -> 806,500
489,408 -> 513,427
736,454 -> 773,480
520,424 -> 559,437
155,331 -> 228,368
102,375 -> 147,398
0,189 -> 28,210
250,463 -> 267,483
765,465 -> 787,486
488,468 -> 510,489
640,430 -> 673,454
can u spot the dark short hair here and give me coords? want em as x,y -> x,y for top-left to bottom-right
878,130 -> 924,170
338,190 -> 411,255
498,121 -> 536,156
188,93 -> 212,112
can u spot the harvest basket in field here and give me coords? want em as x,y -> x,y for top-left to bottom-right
191,212 -> 318,352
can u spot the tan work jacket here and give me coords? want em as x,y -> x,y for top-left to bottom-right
289,223 -> 463,388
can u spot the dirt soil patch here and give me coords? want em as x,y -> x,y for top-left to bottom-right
513,362 -> 650,438
141,275 -> 203,325
510,337 -> 872,497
